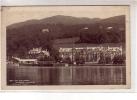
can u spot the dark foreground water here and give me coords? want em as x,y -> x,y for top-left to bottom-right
7,64 -> 126,85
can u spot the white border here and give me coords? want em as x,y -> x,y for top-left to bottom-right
0,0 -> 137,93
1,0 -> 137,6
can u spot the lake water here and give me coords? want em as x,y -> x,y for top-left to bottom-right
7,64 -> 126,85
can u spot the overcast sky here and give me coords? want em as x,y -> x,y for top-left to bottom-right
2,6 -> 129,26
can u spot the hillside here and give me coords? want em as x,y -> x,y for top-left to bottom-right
6,15 -> 125,58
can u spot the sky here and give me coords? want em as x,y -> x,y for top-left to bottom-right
2,6 -> 129,26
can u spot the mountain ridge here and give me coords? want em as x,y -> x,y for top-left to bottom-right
7,15 -> 125,29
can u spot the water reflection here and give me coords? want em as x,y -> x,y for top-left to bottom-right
7,64 -> 126,85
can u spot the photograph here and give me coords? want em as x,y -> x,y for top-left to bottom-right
1,6 -> 130,89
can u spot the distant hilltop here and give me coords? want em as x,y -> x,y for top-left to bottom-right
7,15 -> 125,28
7,14 -> 125,41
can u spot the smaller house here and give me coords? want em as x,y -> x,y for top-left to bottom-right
28,47 -> 50,58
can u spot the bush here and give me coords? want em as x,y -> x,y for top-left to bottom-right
105,56 -> 112,64
75,57 -> 85,65
63,57 -> 72,64
113,55 -> 125,64
37,56 -> 54,61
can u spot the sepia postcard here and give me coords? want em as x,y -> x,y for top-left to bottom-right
0,6 -> 131,90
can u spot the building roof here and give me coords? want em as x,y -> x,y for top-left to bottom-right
53,43 -> 125,49
53,37 -> 125,51
19,59 -> 37,62
12,57 -> 37,62
53,37 -> 80,44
